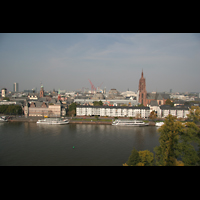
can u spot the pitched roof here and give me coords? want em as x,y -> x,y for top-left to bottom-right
149,100 -> 158,106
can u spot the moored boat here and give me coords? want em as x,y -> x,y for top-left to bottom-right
112,119 -> 148,126
155,122 -> 164,127
36,118 -> 69,125
0,116 -> 8,122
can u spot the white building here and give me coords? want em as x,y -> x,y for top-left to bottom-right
76,105 -> 150,118
160,105 -> 189,118
1,88 -> 7,97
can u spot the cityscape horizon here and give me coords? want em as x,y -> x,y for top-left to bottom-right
1,33 -> 200,93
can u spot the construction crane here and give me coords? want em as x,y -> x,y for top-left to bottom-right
97,82 -> 103,92
88,79 -> 96,94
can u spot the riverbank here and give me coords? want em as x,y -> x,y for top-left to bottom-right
6,117 -> 156,125
5,115 -> 199,127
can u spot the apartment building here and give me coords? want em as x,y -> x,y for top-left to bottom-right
76,105 -> 150,118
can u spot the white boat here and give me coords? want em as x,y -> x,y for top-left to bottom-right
36,118 -> 69,125
0,116 -> 8,122
112,119 -> 148,126
155,122 -> 164,127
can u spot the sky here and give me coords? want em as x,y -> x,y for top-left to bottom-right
0,33 -> 200,93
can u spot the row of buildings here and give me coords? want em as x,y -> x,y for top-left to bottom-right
76,105 -> 190,119
1,71 -> 198,119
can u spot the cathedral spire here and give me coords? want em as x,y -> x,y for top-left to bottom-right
138,70 -> 147,106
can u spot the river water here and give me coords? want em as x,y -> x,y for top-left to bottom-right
0,122 -> 160,166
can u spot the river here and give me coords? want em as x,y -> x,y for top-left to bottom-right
0,122 -> 160,166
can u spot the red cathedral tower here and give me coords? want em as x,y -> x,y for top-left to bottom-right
138,70 -> 147,106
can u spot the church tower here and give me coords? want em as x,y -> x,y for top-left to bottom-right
40,85 -> 44,98
138,70 -> 147,106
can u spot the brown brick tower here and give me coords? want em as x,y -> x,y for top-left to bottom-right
138,70 -> 147,106
40,85 -> 44,98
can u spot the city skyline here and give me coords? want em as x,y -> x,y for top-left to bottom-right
0,33 -> 200,93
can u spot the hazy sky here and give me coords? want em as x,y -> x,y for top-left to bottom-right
0,33 -> 200,93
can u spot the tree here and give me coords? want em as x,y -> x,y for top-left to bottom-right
154,115 -> 183,166
68,102 -> 77,112
187,106 -> 200,124
67,103 -> 77,117
3,97 -> 10,101
126,148 -> 141,166
154,114 -> 200,166
165,99 -> 174,107
124,149 -> 154,166
0,105 -> 22,115
178,122 -> 200,165
93,101 -> 103,106
149,111 -> 157,121
138,150 -> 154,166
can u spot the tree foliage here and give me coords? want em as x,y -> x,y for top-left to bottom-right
154,115 -> 184,166
138,150 -> 154,166
124,113 -> 200,166
67,102 -> 77,117
178,122 -> 200,165
93,101 -> 103,106
126,148 -> 141,166
0,105 -> 22,115
165,99 -> 174,107
124,149 -> 154,166
68,102 -> 77,112
187,106 -> 200,124
154,114 -> 200,166
149,111 -> 157,121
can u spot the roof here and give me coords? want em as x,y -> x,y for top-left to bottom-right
147,93 -> 170,100
77,105 -> 150,110
149,100 -> 158,106
160,105 -> 189,110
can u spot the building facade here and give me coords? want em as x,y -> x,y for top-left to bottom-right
13,83 -> 19,92
159,105 -> 189,118
1,88 -> 7,97
24,101 -> 62,117
76,105 -> 150,118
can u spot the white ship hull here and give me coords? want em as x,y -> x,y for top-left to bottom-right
37,118 -> 69,125
0,116 -> 8,122
155,122 -> 164,127
112,119 -> 148,126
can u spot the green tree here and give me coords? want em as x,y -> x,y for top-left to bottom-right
0,105 -> 22,115
138,150 -> 154,166
68,102 -> 77,112
0,105 -> 8,113
93,101 -> 103,106
124,149 -> 154,166
126,148 -> 141,166
165,99 -> 174,107
67,102 -> 77,117
154,115 -> 183,166
178,122 -> 200,165
149,111 -> 157,121
187,106 -> 200,124
3,97 -> 10,101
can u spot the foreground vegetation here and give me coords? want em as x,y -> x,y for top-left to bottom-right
123,106 -> 200,166
0,105 -> 22,115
